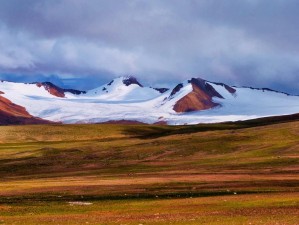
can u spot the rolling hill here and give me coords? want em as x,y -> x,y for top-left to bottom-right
0,118 -> 298,224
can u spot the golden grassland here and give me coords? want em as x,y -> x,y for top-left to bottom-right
0,118 -> 298,224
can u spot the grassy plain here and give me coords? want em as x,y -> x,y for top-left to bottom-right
0,116 -> 298,224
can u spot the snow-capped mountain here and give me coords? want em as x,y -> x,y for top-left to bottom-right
0,76 -> 299,125
83,76 -> 162,101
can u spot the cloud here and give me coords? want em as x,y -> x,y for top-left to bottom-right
0,0 -> 298,93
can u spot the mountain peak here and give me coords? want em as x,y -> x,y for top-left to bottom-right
105,76 -> 143,88
121,75 -> 143,87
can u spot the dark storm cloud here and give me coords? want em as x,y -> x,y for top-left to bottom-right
0,0 -> 299,93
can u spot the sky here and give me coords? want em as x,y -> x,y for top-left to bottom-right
0,0 -> 299,94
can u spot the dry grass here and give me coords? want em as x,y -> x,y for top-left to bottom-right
0,120 -> 298,224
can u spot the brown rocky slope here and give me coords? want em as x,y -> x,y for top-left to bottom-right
173,78 -> 236,113
0,92 -> 52,125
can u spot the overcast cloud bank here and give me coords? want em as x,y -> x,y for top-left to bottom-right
0,0 -> 299,93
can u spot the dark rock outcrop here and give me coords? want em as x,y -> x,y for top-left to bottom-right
170,83 -> 184,97
153,88 -> 169,93
122,76 -> 143,87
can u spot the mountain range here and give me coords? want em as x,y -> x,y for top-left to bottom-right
0,76 -> 299,125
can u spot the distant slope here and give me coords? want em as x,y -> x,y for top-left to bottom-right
124,113 -> 299,139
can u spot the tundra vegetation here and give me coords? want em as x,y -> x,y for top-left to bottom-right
0,116 -> 298,224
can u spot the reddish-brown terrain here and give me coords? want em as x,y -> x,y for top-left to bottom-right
36,82 -> 66,97
173,78 -> 229,113
0,92 -> 52,125
36,82 -> 86,98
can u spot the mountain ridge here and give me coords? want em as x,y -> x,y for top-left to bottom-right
0,76 -> 299,125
